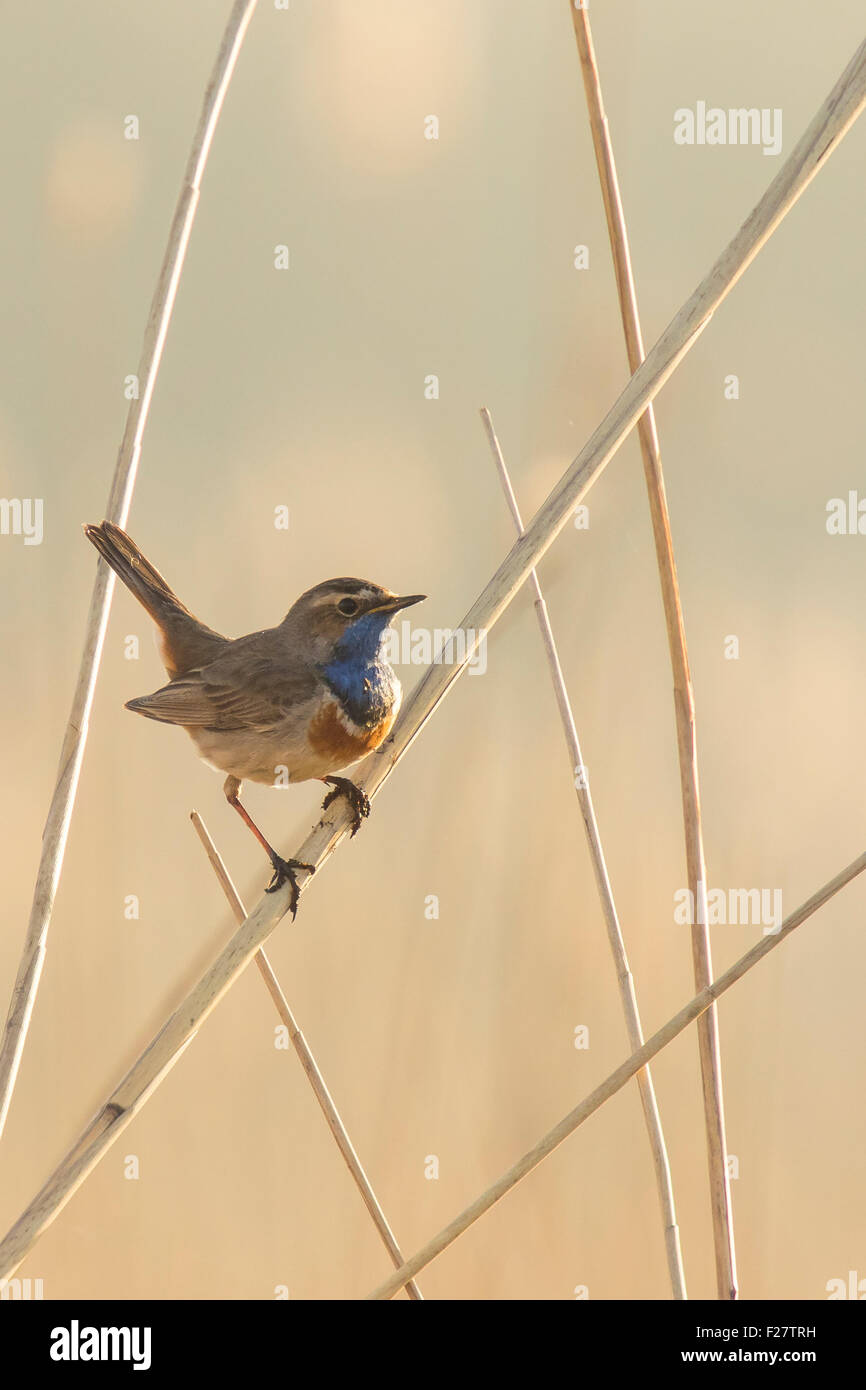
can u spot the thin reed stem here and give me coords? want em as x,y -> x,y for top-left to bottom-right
190,812 -> 423,1300
480,407 -> 686,1298
366,850 -> 866,1298
0,0 -> 260,1144
569,6 -> 736,1297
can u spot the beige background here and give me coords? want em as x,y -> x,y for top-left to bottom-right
1,0 -> 865,1299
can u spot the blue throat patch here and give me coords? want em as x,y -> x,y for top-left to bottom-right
322,612 -> 398,729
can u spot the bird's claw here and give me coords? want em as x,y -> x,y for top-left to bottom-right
266,855 -> 316,917
321,777 -> 371,837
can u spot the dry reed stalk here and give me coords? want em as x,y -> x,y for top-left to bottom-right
190,812 -> 423,1300
1,35 -> 865,1279
480,407 -> 686,1298
0,0 -> 260,1144
569,6 -> 736,1297
367,849 -> 866,1298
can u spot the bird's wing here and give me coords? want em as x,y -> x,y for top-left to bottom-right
126,678 -> 219,726
127,637 -> 321,731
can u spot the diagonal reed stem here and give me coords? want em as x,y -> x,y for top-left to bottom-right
190,812 -> 423,1300
480,406 -> 686,1298
1,33 -> 865,1280
0,0 -> 260,1145
366,849 -> 866,1298
569,6 -> 736,1297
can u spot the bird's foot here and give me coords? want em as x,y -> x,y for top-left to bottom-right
321,776 -> 371,837
266,854 -> 316,917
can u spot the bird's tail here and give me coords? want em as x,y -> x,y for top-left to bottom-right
84,520 -> 193,626
83,520 -> 227,677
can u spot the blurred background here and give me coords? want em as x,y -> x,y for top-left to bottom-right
1,0 -> 865,1300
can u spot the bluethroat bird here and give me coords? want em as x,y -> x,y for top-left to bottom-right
84,521 -> 425,915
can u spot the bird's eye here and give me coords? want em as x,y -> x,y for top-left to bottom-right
338,597 -> 359,616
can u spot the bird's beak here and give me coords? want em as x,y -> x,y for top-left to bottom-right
371,593 -> 426,614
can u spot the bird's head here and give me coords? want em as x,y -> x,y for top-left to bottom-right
283,578 -> 426,665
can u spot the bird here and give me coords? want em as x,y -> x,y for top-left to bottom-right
84,521 -> 425,915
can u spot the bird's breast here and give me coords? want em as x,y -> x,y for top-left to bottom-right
307,693 -> 399,767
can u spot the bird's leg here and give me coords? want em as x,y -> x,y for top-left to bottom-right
223,776 -> 315,915
320,776 -> 371,837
